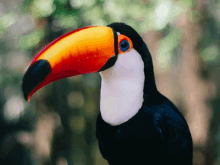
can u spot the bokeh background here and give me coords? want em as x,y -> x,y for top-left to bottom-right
0,0 -> 219,164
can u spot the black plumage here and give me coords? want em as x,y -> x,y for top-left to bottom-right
96,23 -> 192,165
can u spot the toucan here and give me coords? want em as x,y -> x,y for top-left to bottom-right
22,23 -> 192,165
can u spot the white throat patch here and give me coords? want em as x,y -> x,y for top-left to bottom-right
99,49 -> 145,126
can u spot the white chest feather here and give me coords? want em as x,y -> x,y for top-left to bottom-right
99,49 -> 145,126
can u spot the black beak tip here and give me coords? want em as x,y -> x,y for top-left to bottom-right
22,59 -> 52,101
22,81 -> 28,101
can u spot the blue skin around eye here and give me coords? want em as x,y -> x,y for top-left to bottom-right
119,40 -> 130,52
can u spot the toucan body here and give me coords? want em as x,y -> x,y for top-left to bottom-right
97,97 -> 192,165
22,23 -> 192,165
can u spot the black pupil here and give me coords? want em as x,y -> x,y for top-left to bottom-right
121,41 -> 128,48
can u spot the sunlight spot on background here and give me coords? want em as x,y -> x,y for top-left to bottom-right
4,96 -> 25,122
56,157 -> 68,165
157,52 -> 172,70
68,92 -> 84,108
70,0 -> 83,8
128,4 -> 145,20
32,0 -> 55,18
84,6 -> 103,24
91,18 -> 106,26
154,0 -> 172,30
70,0 -> 96,8
18,30 -> 44,50
1,14 -> 16,28
103,1 -> 124,21
156,29 -> 181,70
103,1 -> 115,13
202,45 -> 219,62
17,131 -> 34,145
54,15 -> 78,29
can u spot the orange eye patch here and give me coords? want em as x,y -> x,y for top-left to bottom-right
117,34 -> 133,54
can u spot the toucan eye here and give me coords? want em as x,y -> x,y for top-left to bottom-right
119,40 -> 130,52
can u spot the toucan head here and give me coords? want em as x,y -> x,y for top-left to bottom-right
22,23 -> 151,101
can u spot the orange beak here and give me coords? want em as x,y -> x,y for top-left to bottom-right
22,26 -> 119,101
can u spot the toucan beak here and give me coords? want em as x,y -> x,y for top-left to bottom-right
22,26 -> 118,101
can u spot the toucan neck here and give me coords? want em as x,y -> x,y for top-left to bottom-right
137,43 -> 158,101
99,49 -> 145,126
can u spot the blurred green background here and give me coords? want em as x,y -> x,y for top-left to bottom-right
0,0 -> 220,164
